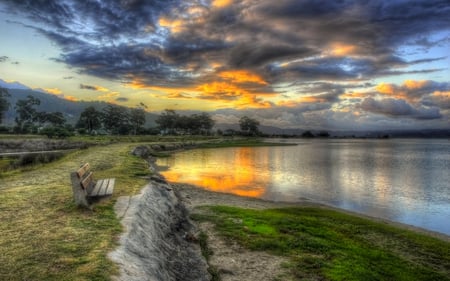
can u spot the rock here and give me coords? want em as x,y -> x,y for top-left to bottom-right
131,145 -> 151,158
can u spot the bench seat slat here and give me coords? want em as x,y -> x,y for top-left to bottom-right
89,178 -> 115,197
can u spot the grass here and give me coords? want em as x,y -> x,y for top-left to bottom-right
198,232 -> 221,281
192,206 -> 450,281
0,142 -> 151,281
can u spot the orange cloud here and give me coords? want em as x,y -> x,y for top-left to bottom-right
329,42 -> 358,56
126,74 -> 275,109
432,91 -> 450,98
95,86 -> 109,92
64,95 -> 78,101
197,82 -> 245,99
375,82 -> 397,95
195,81 -> 274,108
403,79 -> 430,90
375,80 -> 439,101
211,0 -> 233,8
159,17 -> 184,33
218,69 -> 268,85
44,88 -> 62,95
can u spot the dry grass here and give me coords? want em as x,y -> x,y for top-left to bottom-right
0,143 -> 150,281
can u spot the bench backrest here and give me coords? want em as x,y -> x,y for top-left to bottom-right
77,163 -> 91,179
81,172 -> 94,190
76,163 -> 95,193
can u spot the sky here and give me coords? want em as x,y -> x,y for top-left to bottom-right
0,0 -> 449,131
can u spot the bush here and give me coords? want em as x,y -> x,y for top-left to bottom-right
0,126 -> 11,133
10,152 -> 65,169
39,127 -> 73,139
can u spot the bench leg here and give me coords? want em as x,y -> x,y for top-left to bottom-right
70,172 -> 91,208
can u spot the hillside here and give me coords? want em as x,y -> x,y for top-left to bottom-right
2,89 -> 158,127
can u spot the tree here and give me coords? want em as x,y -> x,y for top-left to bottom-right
155,109 -> 179,134
239,116 -> 260,136
14,95 -> 40,133
191,113 -> 215,135
129,103 -> 147,135
301,131 -> 314,138
76,106 -> 102,134
101,104 -> 130,135
0,88 -> 10,124
44,112 -> 66,127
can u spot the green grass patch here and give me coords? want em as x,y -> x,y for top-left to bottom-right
192,206 -> 450,281
0,142 -> 151,280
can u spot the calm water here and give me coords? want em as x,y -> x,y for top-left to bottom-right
157,139 -> 450,235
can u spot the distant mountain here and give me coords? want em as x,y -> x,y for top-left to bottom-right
1,88 -> 158,127
0,78 -> 30,90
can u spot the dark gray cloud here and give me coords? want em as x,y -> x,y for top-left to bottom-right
1,0 -> 449,102
80,84 -> 101,91
0,56 -> 9,62
360,97 -> 441,120
228,44 -> 316,68
116,97 -> 129,102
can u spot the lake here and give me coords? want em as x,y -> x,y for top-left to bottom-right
157,139 -> 450,236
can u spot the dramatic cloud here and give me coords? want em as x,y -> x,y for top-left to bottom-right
1,0 -> 449,130
3,0 -> 448,86
360,97 -> 441,120
375,80 -> 450,100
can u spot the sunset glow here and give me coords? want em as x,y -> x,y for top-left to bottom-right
0,0 -> 448,131
162,148 -> 268,198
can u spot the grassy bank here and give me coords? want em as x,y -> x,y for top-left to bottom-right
2,136 -> 449,280
193,206 -> 450,281
0,143 -> 151,281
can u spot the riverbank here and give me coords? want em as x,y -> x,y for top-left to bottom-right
110,175 -> 450,281
173,182 -> 450,280
0,139 -> 448,280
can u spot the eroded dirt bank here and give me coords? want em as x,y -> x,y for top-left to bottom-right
109,179 -> 210,281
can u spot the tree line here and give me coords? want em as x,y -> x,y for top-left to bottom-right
0,88 -> 263,138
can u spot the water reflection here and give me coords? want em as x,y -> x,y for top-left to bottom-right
160,147 -> 269,198
158,139 -> 450,235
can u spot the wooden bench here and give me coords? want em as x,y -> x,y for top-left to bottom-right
70,163 -> 115,208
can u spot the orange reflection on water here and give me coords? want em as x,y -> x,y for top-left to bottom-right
161,147 -> 269,198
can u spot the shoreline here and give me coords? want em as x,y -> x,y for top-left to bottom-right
110,178 -> 449,281
171,181 -> 450,242
144,142 -> 450,242
110,146 -> 449,280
